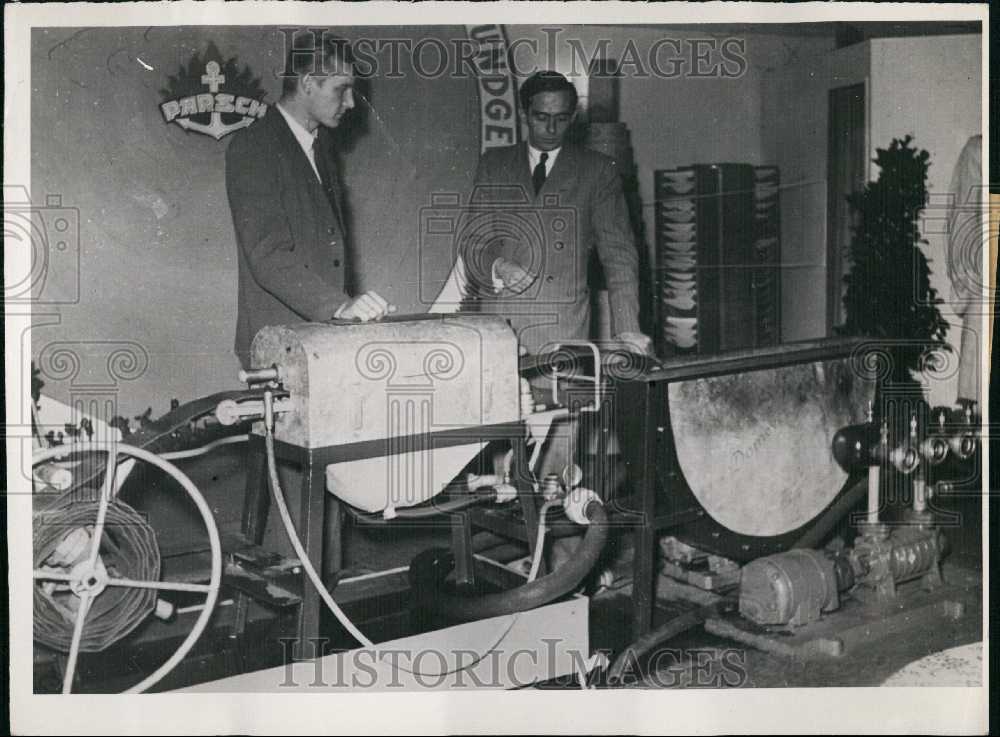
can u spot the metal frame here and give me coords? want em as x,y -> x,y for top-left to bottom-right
240,420 -> 533,656
612,338 -> 873,638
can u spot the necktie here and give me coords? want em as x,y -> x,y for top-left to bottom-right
532,152 -> 549,196
313,137 -> 342,226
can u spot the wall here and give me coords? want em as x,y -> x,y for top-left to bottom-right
761,40 -> 867,343
30,26 -> 481,418
31,25 -> 978,417
868,34 -> 982,407
505,26 -> 835,335
761,33 -> 981,406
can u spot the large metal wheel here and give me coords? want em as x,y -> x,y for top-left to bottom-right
32,442 -> 222,693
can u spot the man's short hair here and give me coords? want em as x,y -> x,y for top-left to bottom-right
281,31 -> 354,96
518,71 -> 578,112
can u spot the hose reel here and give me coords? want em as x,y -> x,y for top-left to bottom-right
32,442 -> 222,694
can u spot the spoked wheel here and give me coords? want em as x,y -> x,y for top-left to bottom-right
32,442 -> 222,693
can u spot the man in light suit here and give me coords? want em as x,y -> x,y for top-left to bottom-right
463,73 -> 650,574
463,71 -> 651,358
226,34 -> 392,369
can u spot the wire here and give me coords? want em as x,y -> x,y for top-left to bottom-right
158,434 -> 249,461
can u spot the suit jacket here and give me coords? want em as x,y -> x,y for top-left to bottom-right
225,109 -> 349,367
463,142 -> 640,355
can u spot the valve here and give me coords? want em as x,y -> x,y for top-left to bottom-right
216,396 -> 293,426
918,411 -> 950,465
889,415 -> 920,475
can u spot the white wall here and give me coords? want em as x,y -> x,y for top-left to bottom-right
507,26 -> 838,334
761,40 -> 867,343
868,34 -> 982,406
761,34 -> 982,409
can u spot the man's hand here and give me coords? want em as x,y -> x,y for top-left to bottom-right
615,331 -> 654,356
493,258 -> 537,295
334,291 -> 396,322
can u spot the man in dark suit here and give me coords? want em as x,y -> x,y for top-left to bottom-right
464,71 -> 651,357
226,35 -> 392,368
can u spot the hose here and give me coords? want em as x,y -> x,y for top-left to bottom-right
345,488 -> 495,524
159,434 -> 249,461
527,500 -> 561,582
260,391 -> 520,675
793,475 -> 868,550
34,498 -> 160,652
408,501 -> 608,621
262,410 -> 375,647
606,599 -> 735,684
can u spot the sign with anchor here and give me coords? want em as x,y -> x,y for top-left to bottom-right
160,43 -> 269,140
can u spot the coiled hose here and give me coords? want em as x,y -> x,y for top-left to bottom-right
34,498 -> 160,652
408,501 -> 608,621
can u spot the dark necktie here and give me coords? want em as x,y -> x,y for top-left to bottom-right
313,137 -> 342,226
532,152 -> 549,196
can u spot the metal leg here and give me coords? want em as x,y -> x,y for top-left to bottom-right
451,512 -> 475,588
293,452 -> 326,660
632,523 -> 656,638
325,494 -> 343,574
241,436 -> 270,545
233,438 -> 270,639
631,384 -> 657,639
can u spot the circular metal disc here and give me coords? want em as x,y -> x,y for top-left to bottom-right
667,358 -> 874,537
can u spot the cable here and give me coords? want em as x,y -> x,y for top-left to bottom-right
158,434 -> 249,461
527,500 -> 561,582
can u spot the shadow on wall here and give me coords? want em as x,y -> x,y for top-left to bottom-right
29,26 -> 481,417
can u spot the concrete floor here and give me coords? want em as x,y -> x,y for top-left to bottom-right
128,440 -> 984,690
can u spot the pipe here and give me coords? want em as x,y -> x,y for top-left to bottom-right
409,502 -> 609,621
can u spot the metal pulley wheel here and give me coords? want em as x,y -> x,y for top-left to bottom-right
32,442 -> 222,693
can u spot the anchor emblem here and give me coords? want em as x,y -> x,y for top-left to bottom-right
160,53 -> 268,141
175,62 -> 254,140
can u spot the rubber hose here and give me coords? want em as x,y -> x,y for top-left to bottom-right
408,502 -> 608,621
792,475 -> 867,550
607,601 -> 731,684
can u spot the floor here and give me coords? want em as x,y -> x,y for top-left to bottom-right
105,439 -> 984,690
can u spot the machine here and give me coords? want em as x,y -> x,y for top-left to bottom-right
30,316 -> 981,691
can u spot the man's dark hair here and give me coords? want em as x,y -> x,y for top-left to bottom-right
518,71 -> 578,112
281,31 -> 354,96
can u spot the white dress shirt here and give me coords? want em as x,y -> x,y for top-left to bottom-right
528,144 -> 561,178
276,103 -> 321,182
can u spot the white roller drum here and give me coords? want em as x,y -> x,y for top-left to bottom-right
250,316 -> 520,513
